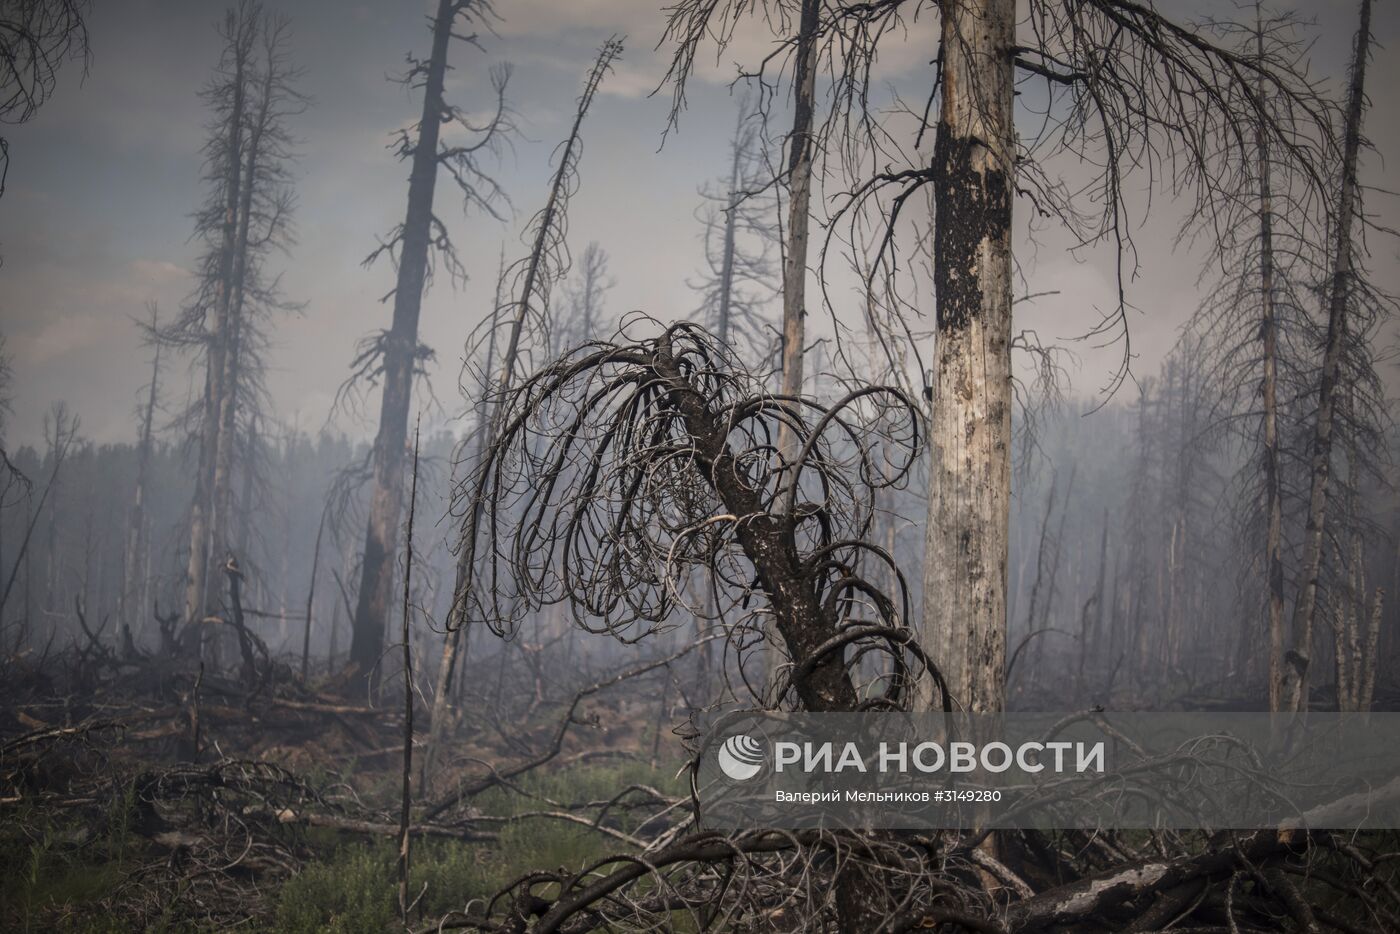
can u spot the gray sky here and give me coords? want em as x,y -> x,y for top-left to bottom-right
1,0 -> 1396,449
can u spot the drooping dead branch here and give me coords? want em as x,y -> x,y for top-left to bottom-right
448,320 -> 943,714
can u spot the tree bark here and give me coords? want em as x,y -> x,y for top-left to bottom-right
301,510 -> 324,681
122,305 -> 161,642
185,11 -> 253,628
397,427 -> 420,923
1254,5 -> 1286,713
425,41 -> 617,772
920,0 -> 1016,714
716,115 -> 745,349
348,0 -> 454,693
1281,0 -> 1371,714
777,0 -> 819,452
210,65 -> 271,597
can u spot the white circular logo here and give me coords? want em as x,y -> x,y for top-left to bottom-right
717,733 -> 766,781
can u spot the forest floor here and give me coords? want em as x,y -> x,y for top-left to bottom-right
0,641 -> 689,933
7,636 -> 1400,933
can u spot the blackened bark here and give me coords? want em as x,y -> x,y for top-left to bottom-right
1254,7 -> 1286,712
920,0 -> 1016,714
122,305 -> 160,640
185,10 -> 254,628
349,0 -> 454,692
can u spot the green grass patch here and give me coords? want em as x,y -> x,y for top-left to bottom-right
0,785 -> 140,932
277,760 -> 679,932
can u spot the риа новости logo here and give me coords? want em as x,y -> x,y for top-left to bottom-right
717,733 -> 766,781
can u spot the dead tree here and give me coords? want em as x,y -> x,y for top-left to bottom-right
121,304 -> 162,642
344,0 -> 510,693
776,0 -> 820,464
0,0 -> 89,200
209,12 -> 302,617
691,95 -> 779,365
662,0 -> 1336,711
396,425 -> 420,923
918,0 -> 1018,713
552,241 -> 613,357
444,320 -> 946,928
1182,5 -> 1331,709
424,37 -> 621,770
179,4 -> 258,630
299,506 -> 324,681
0,403 -> 77,626
1283,0 -> 1374,713
171,4 -> 302,631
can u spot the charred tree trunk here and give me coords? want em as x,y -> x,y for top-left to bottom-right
396,427 -> 420,923
215,82 -> 277,606
1254,6 -> 1287,713
185,10 -> 255,628
920,0 -> 1016,713
715,117 -> 745,349
301,509 -> 324,682
348,0 -> 455,693
426,40 -> 617,774
1281,0 -> 1371,714
122,305 -> 161,641
1080,511 -> 1109,702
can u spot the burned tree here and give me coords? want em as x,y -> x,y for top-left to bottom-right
120,304 -> 163,639
690,95 -> 778,364
0,0 -> 89,201
920,0 -> 1017,713
777,0 -> 820,448
552,241 -> 614,357
1283,0 -> 1383,714
662,0 -> 1337,711
172,3 -> 303,631
449,321 -> 940,708
344,0 -> 510,692
424,37 -> 621,765
443,320 -> 944,925
177,4 -> 257,630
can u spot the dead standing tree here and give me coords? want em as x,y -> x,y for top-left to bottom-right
172,3 -> 303,633
1282,0 -> 1381,714
178,4 -> 258,631
344,0 -> 511,693
0,0 -> 89,201
423,37 -> 622,771
442,320 -> 946,927
777,0 -> 820,469
690,94 -> 779,364
661,0 -> 1338,712
552,242 -> 614,359
121,304 -> 163,640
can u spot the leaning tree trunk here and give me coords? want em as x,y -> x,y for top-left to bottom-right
1281,0 -> 1371,714
920,0 -> 1016,714
424,39 -> 619,772
348,0 -> 453,693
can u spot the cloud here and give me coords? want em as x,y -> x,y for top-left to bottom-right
18,310 -> 117,365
